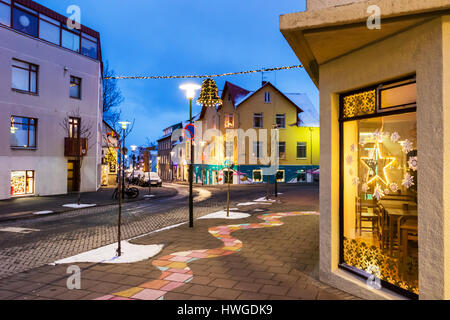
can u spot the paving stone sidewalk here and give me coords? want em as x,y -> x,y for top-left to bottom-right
0,193 -> 357,300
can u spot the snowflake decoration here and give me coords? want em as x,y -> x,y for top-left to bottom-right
350,144 -> 356,153
384,188 -> 390,195
361,183 -> 370,193
408,156 -> 418,171
373,184 -> 385,201
373,129 -> 384,143
389,183 -> 399,193
352,177 -> 360,186
391,132 -> 401,143
401,139 -> 414,154
346,155 -> 354,165
402,173 -> 415,189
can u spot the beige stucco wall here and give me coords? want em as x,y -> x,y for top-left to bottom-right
319,16 -> 450,299
0,25 -> 102,199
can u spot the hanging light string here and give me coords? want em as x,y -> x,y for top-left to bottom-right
104,65 -> 303,80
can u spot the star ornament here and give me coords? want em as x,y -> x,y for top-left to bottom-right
360,142 -> 396,186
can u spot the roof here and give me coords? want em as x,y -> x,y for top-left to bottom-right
221,81 -> 252,106
285,93 -> 319,127
103,120 -> 119,135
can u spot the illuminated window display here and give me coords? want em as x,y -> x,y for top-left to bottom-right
11,170 -> 34,196
340,77 -> 418,297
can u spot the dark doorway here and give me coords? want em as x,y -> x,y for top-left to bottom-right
67,160 -> 80,192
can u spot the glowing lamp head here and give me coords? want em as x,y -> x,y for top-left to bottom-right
130,145 -> 137,152
180,83 -> 201,100
118,121 -> 131,130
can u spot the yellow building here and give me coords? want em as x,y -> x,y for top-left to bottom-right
195,81 -> 319,185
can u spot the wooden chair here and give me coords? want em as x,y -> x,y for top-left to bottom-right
356,197 -> 378,237
377,204 -> 391,250
398,216 -> 418,263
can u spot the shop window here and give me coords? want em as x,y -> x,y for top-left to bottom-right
276,170 -> 285,182
252,170 -> 262,183
0,0 -> 11,27
39,15 -> 60,45
10,116 -> 37,148
12,6 -> 38,37
62,28 -> 80,52
297,142 -> 307,159
340,77 -> 418,297
224,169 -> 233,184
70,76 -> 81,99
12,59 -> 38,94
11,170 -> 34,196
276,114 -> 286,129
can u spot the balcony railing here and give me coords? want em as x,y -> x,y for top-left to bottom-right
64,138 -> 88,157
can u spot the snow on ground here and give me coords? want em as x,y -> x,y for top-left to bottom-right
52,241 -> 163,265
198,210 -> 250,220
63,204 -> 97,209
237,202 -> 259,206
33,211 -> 53,215
194,188 -> 212,202
144,195 -> 156,198
254,197 -> 276,203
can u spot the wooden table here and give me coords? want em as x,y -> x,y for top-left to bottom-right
385,208 -> 417,255
379,200 -> 417,209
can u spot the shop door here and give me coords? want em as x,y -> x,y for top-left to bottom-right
67,160 -> 80,192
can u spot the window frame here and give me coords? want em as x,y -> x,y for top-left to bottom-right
276,114 -> 286,129
11,58 -> 38,94
10,170 -> 35,196
338,75 -> 418,300
278,141 -> 286,160
70,75 -> 82,99
296,142 -> 307,159
0,0 -> 11,27
68,117 -> 81,139
12,4 -> 38,37
10,115 -> 37,149
252,170 -> 262,183
253,113 -> 263,129
264,91 -> 271,103
276,170 -> 285,183
224,113 -> 234,129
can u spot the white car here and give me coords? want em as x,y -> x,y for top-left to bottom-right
144,172 -> 162,187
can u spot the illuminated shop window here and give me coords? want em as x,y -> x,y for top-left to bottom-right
252,170 -> 262,183
11,170 -> 34,196
276,170 -> 285,182
340,77 -> 418,297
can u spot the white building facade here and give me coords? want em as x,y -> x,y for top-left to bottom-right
0,0 -> 103,200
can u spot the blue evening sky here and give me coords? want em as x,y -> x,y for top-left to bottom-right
36,0 -> 316,148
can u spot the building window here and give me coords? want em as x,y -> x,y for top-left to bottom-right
10,116 -> 37,148
0,0 -> 11,27
39,14 -> 60,45
278,142 -> 286,159
12,5 -> 38,37
70,76 -> 81,99
253,141 -> 262,159
297,142 -> 307,159
276,170 -> 285,182
276,114 -> 286,129
224,141 -> 234,158
69,117 -> 80,138
11,170 -> 35,196
340,77 -> 418,297
12,59 -> 38,94
224,114 -> 234,128
62,27 -> 80,52
264,91 -> 271,103
252,170 -> 262,183
81,33 -> 98,59
253,113 -> 263,128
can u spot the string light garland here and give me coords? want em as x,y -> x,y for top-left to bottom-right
104,65 -> 303,80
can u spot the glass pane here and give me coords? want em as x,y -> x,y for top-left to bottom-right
12,67 -> 29,91
28,124 -> 36,147
70,83 -> 80,98
11,123 -> 28,147
62,30 -> 80,52
39,14 -> 59,25
12,8 -> 38,37
0,2 -> 11,26
39,19 -> 60,45
11,171 -> 26,195
30,71 -> 37,93
81,37 -> 97,59
342,112 -> 418,295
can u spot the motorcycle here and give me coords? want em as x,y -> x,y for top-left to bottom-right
112,186 -> 139,199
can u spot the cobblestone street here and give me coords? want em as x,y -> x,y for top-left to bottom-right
0,184 -> 357,300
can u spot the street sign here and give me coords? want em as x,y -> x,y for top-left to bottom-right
184,124 -> 195,140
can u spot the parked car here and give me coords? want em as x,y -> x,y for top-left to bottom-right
143,172 -> 163,187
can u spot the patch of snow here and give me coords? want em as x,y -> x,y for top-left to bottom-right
237,202 -> 259,206
63,204 -> 97,209
198,210 -> 250,220
33,211 -> 53,215
0,227 -> 39,234
53,241 -> 163,265
253,209 -> 265,212
254,197 -> 276,203
194,188 -> 212,202
144,195 -> 156,198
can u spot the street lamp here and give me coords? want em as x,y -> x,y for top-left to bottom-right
180,83 -> 201,228
116,121 -> 130,257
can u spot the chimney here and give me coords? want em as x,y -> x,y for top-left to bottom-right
262,81 -> 268,86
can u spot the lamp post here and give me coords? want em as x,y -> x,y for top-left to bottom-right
180,83 -> 201,228
116,121 -> 130,257
130,145 -> 137,184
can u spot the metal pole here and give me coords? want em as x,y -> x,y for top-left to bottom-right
117,129 -> 125,257
189,98 -> 194,228
275,172 -> 278,198
226,166 -> 231,217
122,129 -> 126,197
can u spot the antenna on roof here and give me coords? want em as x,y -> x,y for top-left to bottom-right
261,71 -> 268,87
